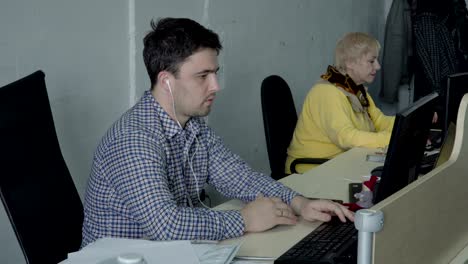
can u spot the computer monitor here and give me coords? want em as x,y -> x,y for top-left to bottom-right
444,72 -> 468,136
373,92 -> 439,204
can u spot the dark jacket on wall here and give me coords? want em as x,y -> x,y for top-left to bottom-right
413,12 -> 459,102
380,0 -> 468,104
379,0 -> 413,103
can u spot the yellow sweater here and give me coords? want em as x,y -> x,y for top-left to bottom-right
285,82 -> 395,174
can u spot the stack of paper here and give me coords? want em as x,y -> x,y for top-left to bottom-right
60,238 -> 240,264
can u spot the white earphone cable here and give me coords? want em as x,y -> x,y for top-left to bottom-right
167,81 -> 183,129
166,80 -> 210,209
189,137 -> 210,209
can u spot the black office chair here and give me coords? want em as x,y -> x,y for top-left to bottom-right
261,75 -> 328,180
0,71 -> 84,264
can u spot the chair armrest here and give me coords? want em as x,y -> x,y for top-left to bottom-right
290,158 -> 329,174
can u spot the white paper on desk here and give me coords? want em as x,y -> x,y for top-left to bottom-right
64,238 -> 199,264
231,261 -> 266,264
193,242 -> 241,264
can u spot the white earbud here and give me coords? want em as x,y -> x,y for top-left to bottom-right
165,79 -> 172,93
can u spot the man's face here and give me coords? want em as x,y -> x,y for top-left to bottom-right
346,51 -> 381,85
172,48 -> 220,120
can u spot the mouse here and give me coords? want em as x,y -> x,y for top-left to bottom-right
370,165 -> 384,177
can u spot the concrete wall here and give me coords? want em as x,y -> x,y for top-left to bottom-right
135,0 -> 386,175
0,1 -> 129,263
0,1 -> 387,262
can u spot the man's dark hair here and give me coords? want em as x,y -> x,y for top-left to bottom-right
143,17 -> 222,88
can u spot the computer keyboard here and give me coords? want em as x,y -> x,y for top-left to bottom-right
274,218 -> 357,264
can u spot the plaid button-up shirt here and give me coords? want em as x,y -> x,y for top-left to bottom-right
81,91 -> 298,247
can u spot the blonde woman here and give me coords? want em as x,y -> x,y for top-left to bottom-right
286,32 -> 395,174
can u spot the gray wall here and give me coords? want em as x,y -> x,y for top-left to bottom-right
0,1 -> 387,263
135,0 -> 386,175
0,1 -> 129,263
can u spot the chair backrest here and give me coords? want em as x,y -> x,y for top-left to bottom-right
261,75 -> 298,180
0,71 -> 83,264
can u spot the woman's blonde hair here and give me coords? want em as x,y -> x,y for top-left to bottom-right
334,32 -> 380,72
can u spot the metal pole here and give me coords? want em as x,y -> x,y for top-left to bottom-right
354,209 -> 384,264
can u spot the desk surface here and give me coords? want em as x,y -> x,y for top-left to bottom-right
218,147 -> 381,260
451,246 -> 468,264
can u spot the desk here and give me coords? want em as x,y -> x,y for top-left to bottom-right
217,147 -> 381,261
451,246 -> 468,264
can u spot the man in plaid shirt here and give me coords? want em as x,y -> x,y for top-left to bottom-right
81,17 -> 354,247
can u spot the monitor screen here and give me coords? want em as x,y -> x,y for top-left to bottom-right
444,72 -> 468,135
373,92 -> 439,204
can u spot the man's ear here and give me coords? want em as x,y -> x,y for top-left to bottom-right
157,71 -> 172,91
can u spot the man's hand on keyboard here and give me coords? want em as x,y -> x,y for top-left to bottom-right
291,196 -> 355,223
241,194 -> 298,233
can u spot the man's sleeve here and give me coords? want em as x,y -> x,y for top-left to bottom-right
203,128 -> 300,205
101,132 -> 245,241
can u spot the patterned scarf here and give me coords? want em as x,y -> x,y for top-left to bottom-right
321,65 -> 370,108
320,65 -> 375,131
